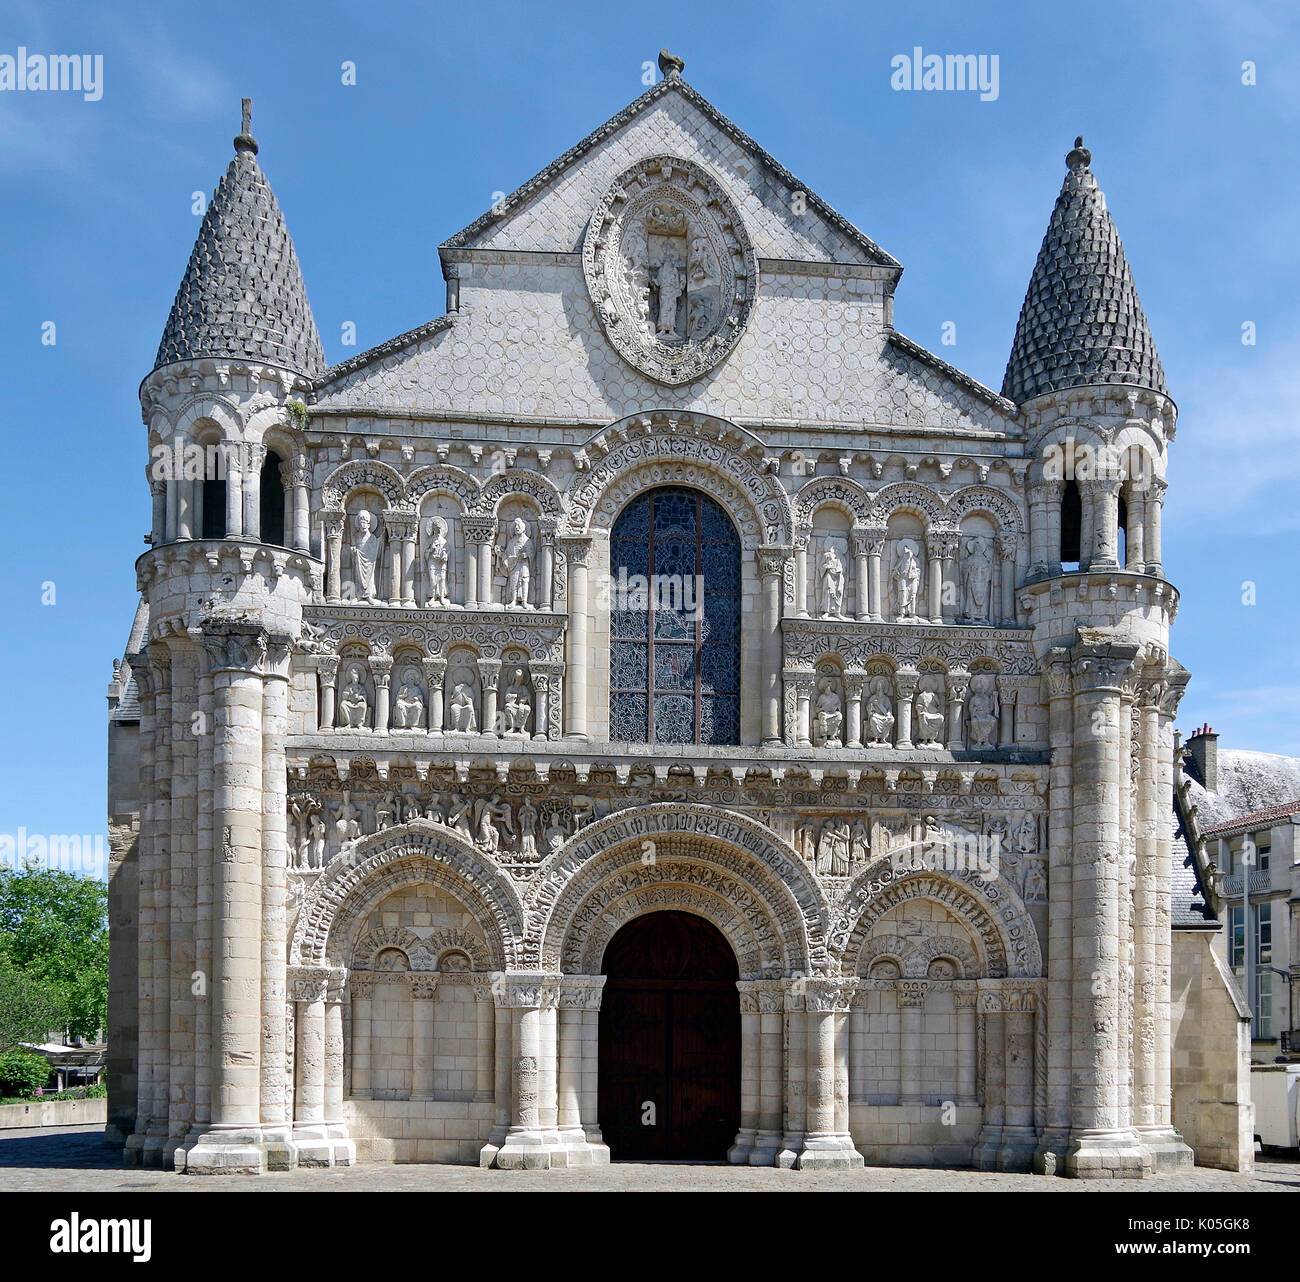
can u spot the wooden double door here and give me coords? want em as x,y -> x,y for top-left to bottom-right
598,910 -> 741,1160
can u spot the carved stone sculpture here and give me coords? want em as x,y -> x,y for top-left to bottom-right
392,669 -> 425,730
961,535 -> 993,624
518,795 -> 539,859
502,666 -> 533,736
500,517 -> 533,610
813,676 -> 843,747
968,673 -> 1000,749
337,664 -> 370,729
425,515 -> 451,607
865,677 -> 896,746
448,682 -> 477,733
818,546 -> 846,619
351,510 -> 381,603
892,541 -> 922,621
914,689 -> 946,746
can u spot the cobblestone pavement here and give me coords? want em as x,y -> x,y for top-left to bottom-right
1,1126 -> 1298,1192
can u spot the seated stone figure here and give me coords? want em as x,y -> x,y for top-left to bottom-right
337,665 -> 370,729
447,682 -> 477,733
914,689 -> 945,745
865,678 -> 895,746
813,677 -> 843,746
392,672 -> 425,730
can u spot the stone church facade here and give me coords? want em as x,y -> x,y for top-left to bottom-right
107,55 -> 1194,1178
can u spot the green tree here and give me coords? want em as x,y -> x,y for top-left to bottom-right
0,952 -> 67,1050
0,869 -> 108,1042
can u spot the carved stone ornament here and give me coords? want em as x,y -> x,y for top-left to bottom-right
582,154 -> 758,385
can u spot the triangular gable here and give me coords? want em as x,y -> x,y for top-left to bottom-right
440,76 -> 899,268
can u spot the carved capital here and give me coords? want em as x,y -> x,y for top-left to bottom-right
200,620 -> 268,675
757,546 -> 790,579
349,972 -> 376,1000
422,657 -> 447,688
557,536 -> 592,568
558,975 -> 607,1010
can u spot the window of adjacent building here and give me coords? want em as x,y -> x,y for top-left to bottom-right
1257,971 -> 1273,1040
1229,902 -> 1273,968
609,486 -> 740,746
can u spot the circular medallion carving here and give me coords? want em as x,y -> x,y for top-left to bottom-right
582,155 -> 758,385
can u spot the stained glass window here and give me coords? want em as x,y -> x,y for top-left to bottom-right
609,487 -> 741,745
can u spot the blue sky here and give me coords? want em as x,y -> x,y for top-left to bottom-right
2,0 -> 1298,861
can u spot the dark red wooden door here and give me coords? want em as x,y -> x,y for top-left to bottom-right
598,911 -> 740,1160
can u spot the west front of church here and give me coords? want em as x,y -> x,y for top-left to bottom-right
106,55 -> 1196,1178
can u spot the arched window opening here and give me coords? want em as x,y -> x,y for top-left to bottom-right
609,486 -> 741,746
1117,493 -> 1128,569
260,449 -> 286,546
201,468 -> 226,539
1060,480 -> 1082,568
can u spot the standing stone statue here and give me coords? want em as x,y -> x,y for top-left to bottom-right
425,516 -> 451,607
892,541 -> 921,620
518,795 -> 539,858
961,535 -> 993,624
819,546 -> 846,619
351,510 -> 382,602
653,251 -> 685,338
500,518 -> 533,610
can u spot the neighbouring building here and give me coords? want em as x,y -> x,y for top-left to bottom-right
108,54 -> 1225,1177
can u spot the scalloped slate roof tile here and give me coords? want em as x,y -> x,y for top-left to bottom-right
155,139 -> 324,377
1002,140 -> 1165,404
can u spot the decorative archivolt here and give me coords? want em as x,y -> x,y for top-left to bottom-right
163,394 -> 243,444
321,459 -> 405,509
530,803 -> 827,974
353,924 -> 492,972
406,464 -> 480,511
794,476 -> 873,528
835,868 -> 1042,978
289,825 -> 526,970
475,469 -> 562,517
945,485 -> 1024,535
870,481 -> 947,528
563,417 -> 793,546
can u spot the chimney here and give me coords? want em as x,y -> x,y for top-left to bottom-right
1186,723 -> 1219,793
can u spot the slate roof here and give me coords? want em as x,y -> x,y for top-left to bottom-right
1172,801 -> 1216,929
154,121 -> 325,378
1001,138 -> 1166,404
110,598 -> 149,722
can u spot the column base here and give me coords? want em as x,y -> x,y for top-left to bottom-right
554,1126 -> 610,1166
1063,1127 -> 1149,1180
795,1133 -> 864,1170
181,1127 -> 269,1176
1032,1129 -> 1071,1176
289,1124 -> 355,1168
774,1133 -> 804,1169
492,1126 -> 566,1170
973,1125 -> 1003,1170
747,1130 -> 783,1167
991,1124 -> 1038,1172
1137,1124 -> 1195,1172
727,1127 -> 756,1165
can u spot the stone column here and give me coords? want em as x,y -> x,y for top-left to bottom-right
974,991 -> 1006,1169
749,982 -> 785,1167
175,471 -> 193,539
408,973 -> 440,1101
954,986 -> 978,1105
758,547 -> 788,746
221,445 -> 243,539
996,532 -> 1019,622
1143,478 -> 1166,576
242,442 -> 265,541
323,980 -> 350,1155
776,982 -> 805,1168
796,979 -> 863,1168
895,668 -> 918,750
381,510 -> 414,606
845,675 -> 864,749
260,637 -> 294,1168
530,670 -> 550,741
556,977 -> 608,1165
560,538 -> 591,740
286,454 -> 311,552
1125,491 -> 1146,572
863,525 -> 886,621
185,622 -> 268,1175
371,653 -> 392,733
996,677 -> 1016,748
929,528 -> 959,623
794,526 -> 811,617
1027,482 -> 1055,577
1083,478 -> 1122,570
851,530 -> 871,620
470,976 -> 496,1103
897,980 -> 927,1105
1000,989 -> 1038,1170
946,671 -> 969,751
315,656 -> 338,732
463,533 -> 479,608
461,518 -> 496,608
730,982 -> 762,1164
538,517 -> 557,610
1136,670 -> 1193,1168
924,538 -> 945,624
493,973 -> 563,1169
289,968 -> 340,1167
423,658 -> 446,735
479,659 -> 501,738
149,473 -> 167,545
1065,637 -> 1146,1178
323,512 -> 344,602
1036,649 -> 1074,1172
349,974 -> 375,1099
795,676 -> 813,747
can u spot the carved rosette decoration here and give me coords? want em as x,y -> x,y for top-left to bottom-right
583,154 -> 758,385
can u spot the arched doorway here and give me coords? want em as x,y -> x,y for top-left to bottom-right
598,910 -> 740,1160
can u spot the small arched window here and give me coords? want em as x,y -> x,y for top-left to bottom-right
260,449 -> 286,546
609,486 -> 740,745
1060,480 -> 1082,567
201,474 -> 226,539
1117,493 -> 1128,568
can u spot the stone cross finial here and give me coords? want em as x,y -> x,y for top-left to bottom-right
235,97 -> 259,155
658,49 -> 684,78
1066,134 -> 1091,170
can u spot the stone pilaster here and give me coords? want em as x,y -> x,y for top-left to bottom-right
491,973 -> 565,1169
795,979 -> 863,1169
555,976 -> 609,1165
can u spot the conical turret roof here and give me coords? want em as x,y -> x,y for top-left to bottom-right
1001,137 -> 1165,404
154,101 -> 325,378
